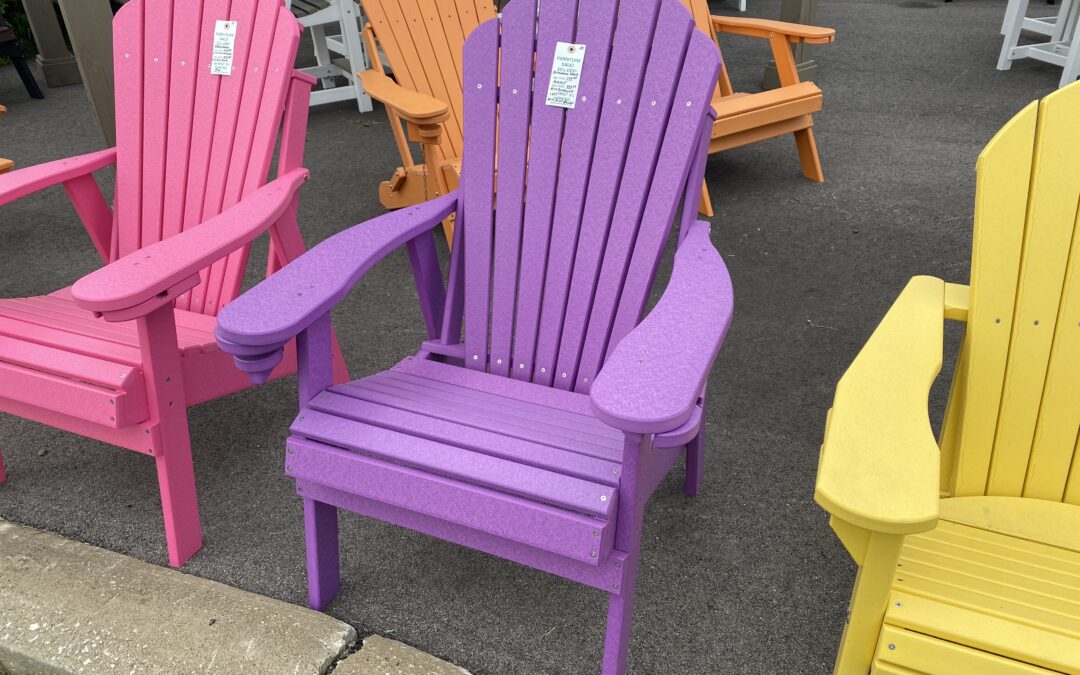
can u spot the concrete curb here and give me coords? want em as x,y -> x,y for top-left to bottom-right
0,519 -> 355,673
333,635 -> 471,674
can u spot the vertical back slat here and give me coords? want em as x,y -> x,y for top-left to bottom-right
553,0 -> 661,389
461,19 -> 500,370
159,2 -> 205,245
138,0 -> 174,250
950,103 -> 1037,497
214,6 -> 300,311
488,0 -> 539,378
193,0 -> 262,314
415,0 -> 467,158
508,0 -> 578,380
531,1 -> 620,386
175,0 -> 232,310
985,92 -> 1080,497
1022,87 -> 1080,501
574,2 -> 694,389
113,0 -> 145,259
400,0 -> 461,159
605,35 -> 721,365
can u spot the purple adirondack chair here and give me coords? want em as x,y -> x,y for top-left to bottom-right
0,0 -> 343,568
217,0 -> 733,671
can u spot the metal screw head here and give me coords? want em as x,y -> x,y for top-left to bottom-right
512,88 -> 518,94
180,60 -> 186,66
592,530 -> 599,537
581,95 -> 587,102
590,551 -> 597,558
888,644 -> 896,651
473,354 -> 479,360
613,583 -> 620,590
519,363 -> 525,369
686,101 -> 692,106
561,372 -> 567,378
497,358 -> 503,365
895,601 -> 902,607
540,367 -> 546,373
1034,320 -> 1040,326
616,98 -> 622,104
600,495 -> 608,502
651,100 -> 657,106
476,83 -> 482,89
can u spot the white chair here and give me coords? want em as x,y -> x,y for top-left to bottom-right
287,0 -> 374,111
999,0 -> 1080,88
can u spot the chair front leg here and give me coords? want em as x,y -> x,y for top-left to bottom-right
833,531 -> 904,675
0,448 -> 7,484
304,496 -> 340,610
137,305 -> 202,567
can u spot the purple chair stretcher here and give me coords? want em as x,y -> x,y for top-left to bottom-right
217,0 -> 733,671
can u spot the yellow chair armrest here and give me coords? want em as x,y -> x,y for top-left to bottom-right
711,15 -> 836,44
357,70 -> 451,125
815,276 -> 945,535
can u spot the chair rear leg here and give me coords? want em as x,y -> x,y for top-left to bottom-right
154,426 -> 203,567
684,429 -> 705,497
999,0 -> 1030,70
794,128 -> 825,182
0,448 -> 7,484
305,497 -> 341,610
602,552 -> 641,675
698,180 -> 715,218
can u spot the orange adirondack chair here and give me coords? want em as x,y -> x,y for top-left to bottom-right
681,0 -> 835,216
355,0 -> 497,241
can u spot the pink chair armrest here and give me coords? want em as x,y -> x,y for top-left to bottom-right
590,221 -> 734,435
71,168 -> 309,318
0,149 -> 117,207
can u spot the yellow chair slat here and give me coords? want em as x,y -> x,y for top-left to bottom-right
873,625 -> 1057,675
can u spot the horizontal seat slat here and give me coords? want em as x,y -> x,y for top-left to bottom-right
309,390 -> 621,486
0,315 -> 143,366
372,370 -> 623,441
334,379 -> 622,461
713,89 -> 823,138
0,359 -> 148,428
0,335 -> 141,390
291,408 -> 618,516
286,437 -> 614,564
392,357 -> 598,417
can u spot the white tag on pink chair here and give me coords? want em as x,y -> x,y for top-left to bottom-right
211,20 -> 238,76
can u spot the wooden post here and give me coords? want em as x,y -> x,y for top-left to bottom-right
763,0 -> 820,90
20,0 -> 81,87
55,0 -> 116,146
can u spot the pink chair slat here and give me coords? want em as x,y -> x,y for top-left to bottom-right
309,390 -> 621,485
139,0 -> 175,249
461,20 -> 498,372
113,0 -> 144,258
488,0 -> 538,378
574,3 -> 695,390
0,315 -> 143,366
285,436 -> 615,564
292,407 -> 617,515
159,1 -> 204,244
508,0 -> 576,381
0,335 -> 141,391
553,0 -> 662,387
0,360 -> 148,428
532,2 -> 621,386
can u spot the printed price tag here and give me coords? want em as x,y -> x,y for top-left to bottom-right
546,42 -> 587,109
211,20 -> 238,76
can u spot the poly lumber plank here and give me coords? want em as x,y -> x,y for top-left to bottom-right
291,406 -> 618,514
0,359 -> 148,428
286,436 -> 614,564
987,88 -> 1080,497
885,591 -> 1080,673
940,496 -> 1080,552
160,1 -> 204,244
309,390 -> 621,485
874,625 -> 1054,675
0,335 -> 140,391
488,0 -> 538,378
554,0 -> 662,387
138,0 -> 174,251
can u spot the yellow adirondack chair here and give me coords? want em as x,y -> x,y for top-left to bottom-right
355,0 -> 497,241
681,0 -> 835,217
816,82 -> 1080,674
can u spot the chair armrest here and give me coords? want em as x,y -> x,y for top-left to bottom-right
71,169 -> 309,320
215,191 -> 460,378
814,276 -> 944,535
357,70 -> 450,125
0,148 -> 116,207
712,16 -> 836,44
590,221 -> 733,435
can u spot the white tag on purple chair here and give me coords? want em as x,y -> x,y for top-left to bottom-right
546,42 -> 587,109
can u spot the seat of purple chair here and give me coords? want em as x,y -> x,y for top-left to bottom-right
287,356 -> 623,563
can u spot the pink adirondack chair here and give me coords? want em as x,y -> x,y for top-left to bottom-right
0,0 -> 338,568
216,0 -> 732,671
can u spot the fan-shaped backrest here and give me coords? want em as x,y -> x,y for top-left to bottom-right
111,0 -> 302,316
450,0 -> 721,393
943,83 -> 1080,504
359,0 -> 498,162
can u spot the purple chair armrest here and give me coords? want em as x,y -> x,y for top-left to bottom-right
590,220 -> 733,435
71,169 -> 310,320
0,149 -> 117,207
215,191 -> 460,375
